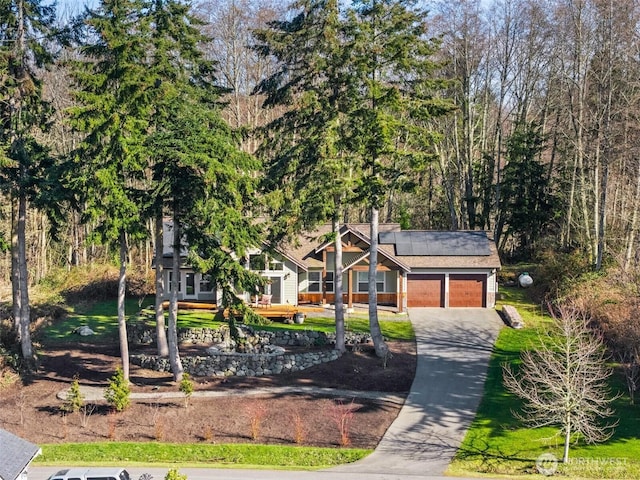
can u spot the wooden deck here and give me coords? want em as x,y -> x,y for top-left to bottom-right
252,304 -> 325,320
160,301 -> 325,321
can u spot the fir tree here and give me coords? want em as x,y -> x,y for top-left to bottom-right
0,0 -> 58,366
254,0 -> 355,352
345,0 -> 453,356
67,0 -> 154,379
144,0 -> 262,379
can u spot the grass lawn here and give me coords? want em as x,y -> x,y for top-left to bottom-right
40,298 -> 143,344
34,442 -> 371,470
41,299 -> 414,344
447,286 -> 640,479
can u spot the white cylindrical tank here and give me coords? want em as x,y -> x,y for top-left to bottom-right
518,272 -> 533,288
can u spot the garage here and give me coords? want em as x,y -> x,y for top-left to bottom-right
407,274 -> 445,307
449,274 -> 486,307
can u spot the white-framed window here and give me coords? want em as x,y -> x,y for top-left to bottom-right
357,271 -> 385,293
249,253 -> 283,272
308,271 -> 321,292
269,259 -> 283,271
249,254 -> 266,271
185,273 -> 195,295
200,274 -> 213,292
168,271 -> 181,293
325,271 -> 334,292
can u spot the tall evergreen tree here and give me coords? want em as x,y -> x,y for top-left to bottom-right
345,0 -> 452,357
256,0 -> 451,357
254,0 -> 356,353
145,0 -> 263,378
0,0 -> 57,366
67,0 -> 153,380
496,123 -> 558,259
144,0 -> 208,365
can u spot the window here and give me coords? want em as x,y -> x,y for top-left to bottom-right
308,271 -> 321,292
185,272 -> 195,295
325,271 -> 334,292
168,271 -> 181,292
357,271 -> 385,293
269,259 -> 283,271
249,254 -> 266,271
200,274 -> 213,292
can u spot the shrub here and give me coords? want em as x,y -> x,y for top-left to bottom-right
164,468 -> 187,480
327,399 -> 358,447
104,367 -> 130,412
62,377 -> 84,413
245,401 -> 268,441
179,373 -> 194,408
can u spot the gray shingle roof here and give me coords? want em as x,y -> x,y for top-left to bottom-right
0,428 -> 41,480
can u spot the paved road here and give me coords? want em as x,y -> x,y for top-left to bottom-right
30,308 -> 503,480
28,467 -> 482,480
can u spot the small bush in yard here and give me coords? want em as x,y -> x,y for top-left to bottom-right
291,410 -> 307,444
327,399 -> 358,447
104,367 -> 130,412
62,377 -> 84,413
179,373 -> 194,408
245,401 -> 268,440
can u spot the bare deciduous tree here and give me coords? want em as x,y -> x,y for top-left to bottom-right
503,304 -> 617,463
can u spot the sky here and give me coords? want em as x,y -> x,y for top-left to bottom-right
56,0 -> 97,18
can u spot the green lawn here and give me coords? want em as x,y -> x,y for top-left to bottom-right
447,286 -> 640,479
34,442 -> 371,469
40,298 -> 143,344
40,300 -> 414,344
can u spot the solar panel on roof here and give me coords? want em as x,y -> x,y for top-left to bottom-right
379,231 -> 491,256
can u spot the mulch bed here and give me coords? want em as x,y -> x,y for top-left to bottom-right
0,340 -> 415,449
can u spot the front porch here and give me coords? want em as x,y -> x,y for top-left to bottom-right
297,294 -> 405,314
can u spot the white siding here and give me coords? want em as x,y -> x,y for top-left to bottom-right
282,260 -> 298,305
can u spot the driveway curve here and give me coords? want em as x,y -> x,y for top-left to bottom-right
330,308 -> 503,476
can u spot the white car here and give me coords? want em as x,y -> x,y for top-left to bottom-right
46,468 -> 130,480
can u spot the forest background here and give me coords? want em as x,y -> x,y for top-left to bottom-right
1,0 -> 639,365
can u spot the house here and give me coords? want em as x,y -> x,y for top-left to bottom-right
0,428 -> 41,480
155,223 -> 501,312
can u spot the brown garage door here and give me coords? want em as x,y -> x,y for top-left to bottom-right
407,274 -> 444,307
449,274 -> 486,307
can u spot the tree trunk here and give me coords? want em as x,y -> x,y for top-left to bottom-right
624,160 -> 640,270
168,211 -> 184,382
368,207 -> 388,358
11,198 -> 21,339
155,214 -> 169,357
435,143 -> 459,230
333,213 -> 345,354
563,417 -> 571,463
17,192 -> 33,362
117,231 -> 130,380
596,155 -> 608,271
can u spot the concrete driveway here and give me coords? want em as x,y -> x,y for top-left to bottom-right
331,308 -> 503,476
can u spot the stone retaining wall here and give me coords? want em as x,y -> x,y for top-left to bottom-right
128,324 -> 371,377
131,349 -> 341,377
128,323 -> 372,349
